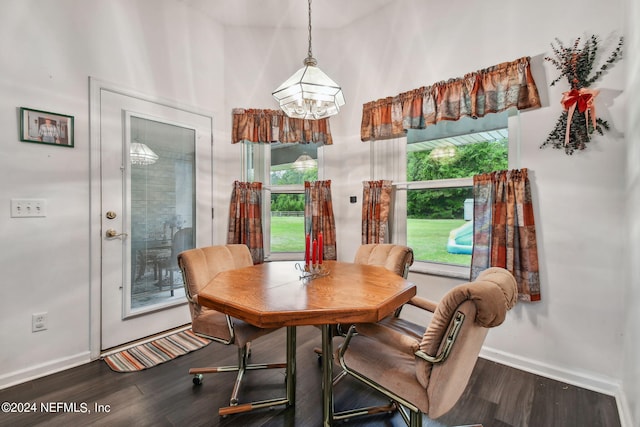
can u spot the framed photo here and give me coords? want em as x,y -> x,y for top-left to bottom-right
20,107 -> 74,148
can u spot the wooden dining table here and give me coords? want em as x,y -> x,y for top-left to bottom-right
196,260 -> 416,426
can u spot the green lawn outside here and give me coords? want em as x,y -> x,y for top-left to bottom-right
270,216 -> 472,266
407,219 -> 471,266
270,216 -> 305,252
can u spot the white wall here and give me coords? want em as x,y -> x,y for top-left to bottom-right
623,0 -> 640,424
0,1 -> 636,424
365,0 -> 628,400
0,0 -> 229,387
222,0 -> 630,408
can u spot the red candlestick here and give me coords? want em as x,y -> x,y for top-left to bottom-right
305,233 -> 310,267
318,232 -> 323,265
312,239 -> 317,266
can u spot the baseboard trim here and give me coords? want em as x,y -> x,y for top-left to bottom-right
615,388 -> 634,427
480,347 -> 633,427
0,351 -> 91,391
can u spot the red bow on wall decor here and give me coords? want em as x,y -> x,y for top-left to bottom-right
541,34 -> 623,155
560,88 -> 599,147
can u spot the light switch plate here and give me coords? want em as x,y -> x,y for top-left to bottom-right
11,199 -> 46,217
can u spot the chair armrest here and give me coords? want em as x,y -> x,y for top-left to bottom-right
353,323 -> 420,356
405,296 -> 438,313
394,295 -> 438,317
415,311 -> 465,364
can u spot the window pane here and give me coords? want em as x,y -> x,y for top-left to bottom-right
405,125 -> 508,267
270,193 -> 305,252
407,138 -> 508,181
407,187 -> 473,266
270,142 -> 319,185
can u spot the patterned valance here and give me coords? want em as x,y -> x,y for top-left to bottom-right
361,56 -> 541,141
232,108 -> 333,145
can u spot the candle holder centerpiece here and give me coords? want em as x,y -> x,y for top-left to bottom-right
297,230 -> 328,282
295,262 -> 330,282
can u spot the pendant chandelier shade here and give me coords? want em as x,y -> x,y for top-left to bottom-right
130,141 -> 159,165
272,0 -> 345,120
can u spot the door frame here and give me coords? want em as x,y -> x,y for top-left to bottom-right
89,77 -> 214,359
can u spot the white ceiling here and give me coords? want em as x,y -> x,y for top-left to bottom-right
177,0 -> 395,29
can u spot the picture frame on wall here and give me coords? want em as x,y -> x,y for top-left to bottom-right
19,107 -> 74,148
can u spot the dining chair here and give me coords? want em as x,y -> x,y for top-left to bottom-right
353,243 -> 414,279
346,243 -> 415,335
314,244 -> 414,363
177,244 -> 287,416
333,267 -> 518,427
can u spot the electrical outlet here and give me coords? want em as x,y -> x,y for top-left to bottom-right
11,199 -> 46,217
32,312 -> 48,332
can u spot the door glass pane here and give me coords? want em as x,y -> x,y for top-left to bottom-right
129,117 -> 195,311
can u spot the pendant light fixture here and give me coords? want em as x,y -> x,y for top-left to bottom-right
272,0 -> 345,120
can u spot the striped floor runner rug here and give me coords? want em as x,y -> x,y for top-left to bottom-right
103,329 -> 211,372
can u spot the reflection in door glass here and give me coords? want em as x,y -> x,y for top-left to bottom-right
129,117 -> 195,310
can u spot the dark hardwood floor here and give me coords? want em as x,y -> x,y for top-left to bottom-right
0,326 -> 620,427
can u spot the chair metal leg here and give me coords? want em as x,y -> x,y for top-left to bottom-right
332,402 -> 398,422
409,410 -> 423,427
188,342 -> 288,417
217,327 -> 297,417
332,369 -> 347,386
229,346 -> 247,406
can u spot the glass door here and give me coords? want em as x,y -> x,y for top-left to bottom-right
128,116 -> 195,312
97,85 -> 213,351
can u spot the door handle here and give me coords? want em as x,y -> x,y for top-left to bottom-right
106,229 -> 128,239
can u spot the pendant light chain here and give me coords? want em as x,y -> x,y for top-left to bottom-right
307,0 -> 313,59
304,0 -> 316,65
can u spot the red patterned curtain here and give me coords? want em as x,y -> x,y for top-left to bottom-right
232,108 -> 333,145
304,180 -> 337,260
470,169 -> 540,302
227,181 -> 264,264
361,180 -> 393,244
361,56 -> 541,141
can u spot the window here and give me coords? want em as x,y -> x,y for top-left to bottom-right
244,141 -> 321,259
403,112 -> 509,273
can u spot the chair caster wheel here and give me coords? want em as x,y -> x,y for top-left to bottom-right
193,374 -> 203,385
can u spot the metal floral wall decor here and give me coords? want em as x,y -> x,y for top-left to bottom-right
540,34 -> 623,155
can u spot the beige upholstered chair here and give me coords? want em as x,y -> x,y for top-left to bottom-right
334,267 -> 517,427
353,243 -> 414,279
347,243 -> 415,333
177,245 -> 287,416
314,244 -> 414,362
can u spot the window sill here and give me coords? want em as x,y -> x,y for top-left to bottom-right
265,252 -> 304,262
266,255 -> 470,280
409,262 -> 470,280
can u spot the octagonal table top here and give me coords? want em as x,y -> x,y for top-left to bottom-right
196,260 -> 416,328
